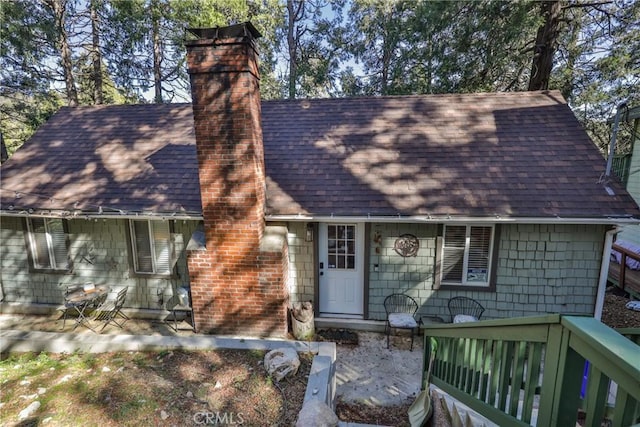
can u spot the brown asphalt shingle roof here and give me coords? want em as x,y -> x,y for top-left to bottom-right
1,90 -> 638,220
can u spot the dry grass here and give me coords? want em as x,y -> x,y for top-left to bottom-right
0,349 -> 311,427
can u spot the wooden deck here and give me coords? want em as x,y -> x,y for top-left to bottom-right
608,243 -> 640,298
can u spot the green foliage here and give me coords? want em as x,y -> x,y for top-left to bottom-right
342,0 -> 540,95
1,0 -> 637,159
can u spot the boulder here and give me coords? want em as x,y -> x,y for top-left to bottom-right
295,399 -> 338,427
264,347 -> 300,382
18,401 -> 40,420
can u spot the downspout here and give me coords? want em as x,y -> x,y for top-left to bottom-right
594,227 -> 620,320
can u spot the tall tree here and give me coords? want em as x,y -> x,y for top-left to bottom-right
343,1 -> 539,96
45,0 -> 79,106
282,0 -> 346,98
1,0 -> 62,155
89,0 -> 104,104
528,1 -> 563,91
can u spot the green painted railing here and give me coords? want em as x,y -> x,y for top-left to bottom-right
421,315 -> 640,427
617,328 -> 640,346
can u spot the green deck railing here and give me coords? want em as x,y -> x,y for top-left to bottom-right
421,315 -> 640,427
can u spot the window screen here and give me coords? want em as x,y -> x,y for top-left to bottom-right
27,218 -> 69,270
442,225 -> 493,286
130,220 -> 173,275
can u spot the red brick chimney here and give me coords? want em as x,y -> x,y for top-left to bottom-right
185,23 -> 288,336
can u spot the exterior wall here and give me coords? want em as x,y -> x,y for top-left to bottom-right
493,223 -> 604,318
368,223 -> 439,320
285,221 -> 606,322
287,222 -> 315,303
0,216 -> 198,309
618,116 -> 640,244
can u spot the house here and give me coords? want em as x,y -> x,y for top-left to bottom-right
607,104 -> 640,296
611,105 -> 640,244
1,23 -> 639,337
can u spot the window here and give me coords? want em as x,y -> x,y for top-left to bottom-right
327,224 -> 356,269
441,225 -> 494,287
26,218 -> 70,271
129,220 -> 174,275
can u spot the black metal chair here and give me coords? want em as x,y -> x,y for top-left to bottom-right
93,287 -> 129,331
384,293 -> 419,351
59,285 -> 88,329
448,296 -> 485,323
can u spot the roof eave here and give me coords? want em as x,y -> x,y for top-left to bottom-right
265,214 -> 640,225
0,210 -> 204,221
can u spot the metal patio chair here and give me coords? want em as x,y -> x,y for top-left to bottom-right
58,285 -> 83,329
93,287 -> 129,331
448,296 -> 485,323
384,293 -> 419,351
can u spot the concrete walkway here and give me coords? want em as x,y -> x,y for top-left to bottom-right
335,332 -> 423,406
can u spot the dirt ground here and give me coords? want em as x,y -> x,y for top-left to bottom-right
601,287 -> 640,328
0,349 -> 311,427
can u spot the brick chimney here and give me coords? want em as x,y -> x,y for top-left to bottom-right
185,22 -> 288,336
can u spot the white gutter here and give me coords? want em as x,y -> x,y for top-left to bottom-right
0,211 -> 204,221
2,211 -> 638,226
266,214 -> 640,225
594,227 -> 621,320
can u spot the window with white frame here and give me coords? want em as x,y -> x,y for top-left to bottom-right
441,225 -> 494,286
129,220 -> 174,275
25,218 -> 70,271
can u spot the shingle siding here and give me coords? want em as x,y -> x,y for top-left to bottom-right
284,222 -> 606,322
287,222 -> 315,303
0,217 -> 198,309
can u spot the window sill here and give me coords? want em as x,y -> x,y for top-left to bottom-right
28,268 -> 73,275
439,283 -> 495,292
130,272 -> 177,280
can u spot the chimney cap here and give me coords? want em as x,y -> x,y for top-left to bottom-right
187,22 -> 262,41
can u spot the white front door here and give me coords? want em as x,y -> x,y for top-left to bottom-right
318,223 -> 364,316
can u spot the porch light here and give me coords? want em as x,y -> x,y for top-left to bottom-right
305,223 -> 314,242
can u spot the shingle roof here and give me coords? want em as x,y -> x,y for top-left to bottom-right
0,104 -> 201,215
1,90 -> 638,220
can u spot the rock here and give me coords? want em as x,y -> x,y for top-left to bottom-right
18,401 -> 40,420
214,381 -> 222,389
102,366 -> 111,372
57,374 -> 73,384
264,347 -> 300,382
19,380 -> 31,386
37,388 -> 47,395
186,391 -> 193,398
160,410 -> 169,420
295,399 -> 338,427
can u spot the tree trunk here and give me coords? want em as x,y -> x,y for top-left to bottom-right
287,0 -> 301,99
528,0 -> 562,91
152,0 -> 163,103
50,0 -> 78,106
90,0 -> 103,104
381,28 -> 391,95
